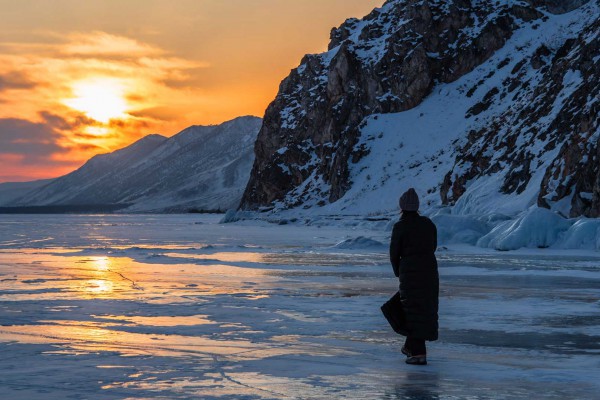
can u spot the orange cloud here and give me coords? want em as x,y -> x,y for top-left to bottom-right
61,31 -> 166,57
0,31 -> 211,181
0,1 -> 385,183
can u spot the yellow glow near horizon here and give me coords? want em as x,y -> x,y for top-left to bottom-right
0,0 -> 385,183
64,79 -> 129,123
84,126 -> 110,136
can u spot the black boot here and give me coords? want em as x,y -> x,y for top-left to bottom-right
405,355 -> 427,365
401,346 -> 411,357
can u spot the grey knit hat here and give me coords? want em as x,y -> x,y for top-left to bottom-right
399,188 -> 419,211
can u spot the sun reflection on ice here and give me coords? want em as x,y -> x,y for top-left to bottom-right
85,279 -> 113,296
95,314 -> 214,327
92,256 -> 110,271
79,257 -> 115,298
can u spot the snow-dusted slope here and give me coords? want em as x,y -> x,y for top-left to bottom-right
240,0 -> 599,221
12,116 -> 262,212
443,8 -> 600,218
329,0 -> 599,217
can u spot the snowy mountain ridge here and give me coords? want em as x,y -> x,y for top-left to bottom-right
338,0 -> 599,218
242,0 -> 599,218
242,0 -> 553,210
6,116 -> 262,212
0,179 -> 53,206
234,0 -> 600,251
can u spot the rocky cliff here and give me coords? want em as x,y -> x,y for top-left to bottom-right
442,10 -> 599,217
240,0 -> 599,218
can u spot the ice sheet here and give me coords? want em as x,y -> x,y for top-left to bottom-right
0,214 -> 598,399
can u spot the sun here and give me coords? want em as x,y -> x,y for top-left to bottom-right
64,78 -> 129,123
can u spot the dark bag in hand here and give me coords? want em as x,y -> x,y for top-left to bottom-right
381,292 -> 409,336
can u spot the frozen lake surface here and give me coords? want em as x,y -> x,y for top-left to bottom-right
0,214 -> 599,399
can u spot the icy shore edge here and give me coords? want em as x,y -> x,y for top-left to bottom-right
221,206 -> 600,252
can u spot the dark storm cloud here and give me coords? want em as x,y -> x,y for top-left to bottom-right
39,111 -> 95,130
38,111 -> 72,130
108,118 -> 149,130
74,143 -> 103,151
129,106 -> 180,122
0,118 -> 65,162
73,132 -> 99,140
0,71 -> 37,91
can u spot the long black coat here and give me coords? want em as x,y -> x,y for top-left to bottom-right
389,211 -> 439,341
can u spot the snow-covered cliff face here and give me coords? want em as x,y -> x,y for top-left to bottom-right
240,0 -> 599,219
12,116 -> 262,212
443,11 -> 600,218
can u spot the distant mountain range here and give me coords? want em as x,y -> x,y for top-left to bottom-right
0,179 -> 53,206
1,116 -> 261,213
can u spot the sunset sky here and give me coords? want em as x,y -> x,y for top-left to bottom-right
0,0 -> 382,183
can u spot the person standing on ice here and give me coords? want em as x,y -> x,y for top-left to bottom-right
389,188 -> 439,365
